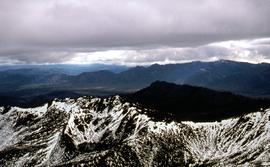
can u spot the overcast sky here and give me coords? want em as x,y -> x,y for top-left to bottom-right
0,0 -> 270,65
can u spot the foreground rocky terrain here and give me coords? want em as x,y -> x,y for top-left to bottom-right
0,96 -> 269,166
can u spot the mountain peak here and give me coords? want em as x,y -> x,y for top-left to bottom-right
149,80 -> 173,87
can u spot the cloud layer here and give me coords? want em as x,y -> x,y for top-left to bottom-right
0,0 -> 270,64
64,38 -> 270,65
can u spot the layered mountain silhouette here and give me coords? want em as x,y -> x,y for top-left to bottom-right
1,60 -> 270,99
1,61 -> 270,166
1,80 -> 269,122
70,60 -> 270,96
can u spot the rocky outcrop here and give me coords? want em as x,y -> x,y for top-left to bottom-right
0,96 -> 269,166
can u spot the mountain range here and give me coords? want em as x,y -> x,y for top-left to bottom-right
1,60 -> 270,103
0,95 -> 269,166
1,80 -> 269,122
1,60 -> 270,166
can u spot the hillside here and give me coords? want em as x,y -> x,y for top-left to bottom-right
124,81 -> 270,121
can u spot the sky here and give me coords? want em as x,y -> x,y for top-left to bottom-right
0,0 -> 270,65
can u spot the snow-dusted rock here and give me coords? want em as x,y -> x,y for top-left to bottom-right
0,96 -> 269,166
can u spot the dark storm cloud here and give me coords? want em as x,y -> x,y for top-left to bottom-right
0,0 -> 270,64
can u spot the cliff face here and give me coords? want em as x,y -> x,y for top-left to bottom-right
0,96 -> 269,166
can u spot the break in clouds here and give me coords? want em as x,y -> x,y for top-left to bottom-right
65,38 -> 270,65
0,0 -> 270,64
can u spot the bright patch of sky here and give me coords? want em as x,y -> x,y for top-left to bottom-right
63,38 -> 270,66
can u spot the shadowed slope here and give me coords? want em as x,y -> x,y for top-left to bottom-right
124,81 -> 270,122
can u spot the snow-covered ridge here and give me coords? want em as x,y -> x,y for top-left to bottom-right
181,109 -> 270,166
0,96 -> 269,166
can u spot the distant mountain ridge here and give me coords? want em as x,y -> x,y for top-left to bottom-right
1,60 -> 270,99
